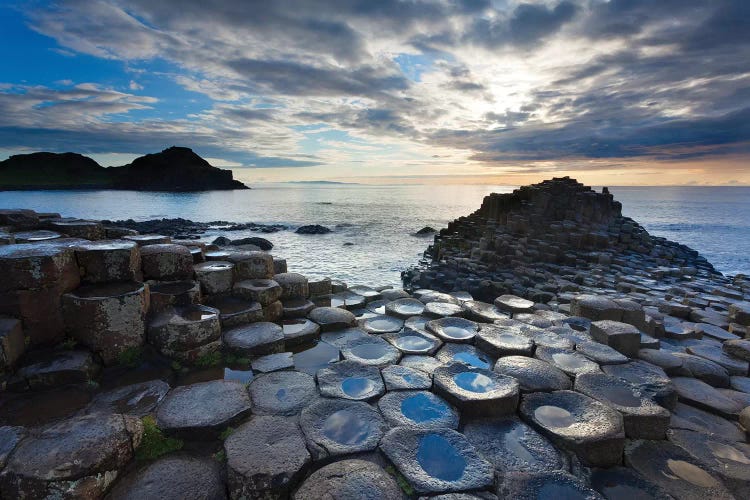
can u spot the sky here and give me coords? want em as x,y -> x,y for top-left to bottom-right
0,0 -> 749,186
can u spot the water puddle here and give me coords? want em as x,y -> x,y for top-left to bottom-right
365,317 -> 402,332
598,483 -> 652,500
293,342 -> 340,375
401,393 -> 450,423
322,409 -> 370,445
454,372 -> 495,392
394,335 -> 433,352
606,386 -> 642,407
349,343 -> 389,360
223,368 -> 253,384
283,319 -> 310,335
537,482 -> 589,500
707,441 -> 750,464
442,326 -> 474,340
504,425 -> 540,466
416,433 -> 466,481
663,459 -> 719,488
534,405 -> 575,428
341,377 -> 376,398
452,352 -> 490,369
551,353 -> 591,371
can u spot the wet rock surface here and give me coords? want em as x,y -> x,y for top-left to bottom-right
293,459 -> 404,500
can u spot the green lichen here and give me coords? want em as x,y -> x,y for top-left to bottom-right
117,346 -> 142,368
213,450 -> 226,462
135,416 -> 183,461
219,426 -> 235,441
384,465 -> 415,497
58,337 -> 78,350
195,351 -> 222,368
170,361 -> 182,371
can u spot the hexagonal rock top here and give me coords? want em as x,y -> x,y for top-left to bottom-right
273,272 -> 309,300
307,307 -> 356,331
496,470 -> 603,500
223,322 -> 285,356
590,320 -> 641,358
155,379 -> 251,436
463,417 -> 568,473
300,399 -> 387,460
107,455 -> 225,500
433,363 -> 519,418
426,317 -> 479,343
493,356 -> 572,393
248,370 -> 317,416
494,295 -> 534,315
225,415 -> 311,499
74,239 -> 141,283
475,325 -> 534,358
519,390 -> 625,467
378,390 -> 460,430
385,298 -> 426,319
671,376 -> 744,419
380,365 -> 432,391
570,295 -> 622,322
602,360 -> 677,410
340,336 -> 401,367
86,379 -> 170,417
379,427 -> 494,495
317,360 -> 385,401
0,413 -> 142,499
140,244 -> 194,280
293,459 -> 404,500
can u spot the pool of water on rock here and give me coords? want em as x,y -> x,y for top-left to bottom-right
322,409 -> 370,445
453,372 -> 495,393
416,434 -> 466,481
340,377 -> 376,398
401,393 -> 451,423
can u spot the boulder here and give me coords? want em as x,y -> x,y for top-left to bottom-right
140,244 -> 193,280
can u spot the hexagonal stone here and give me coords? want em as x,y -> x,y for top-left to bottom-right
293,459 -> 404,500
250,352 -> 293,373
360,314 -> 404,334
225,415 -> 311,499
282,298 -> 316,319
424,301 -> 465,318
475,325 -> 533,358
12,230 -> 60,243
386,298 -> 426,319
140,244 -> 193,280
249,371 -> 317,415
463,417 -> 567,473
687,342 -> 749,375
365,299 -> 389,315
320,327 -> 369,348
637,348 -> 685,375
426,317 -> 479,343
124,234 -> 171,246
379,427 -> 494,495
0,413 -> 141,499
86,380 -> 169,417
349,285 -> 382,302
148,305 -> 221,362
724,339 -> 750,361
263,299 -> 283,322
433,363 -> 519,417
575,341 -> 628,365
107,455 -> 225,500
341,336 -> 401,367
670,402 -> 746,442
462,300 -> 508,323
415,290 -> 460,305
535,346 -> 601,377
603,360 -> 677,410
570,295 -> 622,321
436,344 -> 493,370
148,280 -> 201,315
292,341 -> 340,375
404,315 -> 430,333
0,426 -> 24,470
223,322 -> 285,356
0,241 -> 79,292
274,272 -> 309,300
282,318 -> 320,346
204,296 -> 263,328
317,360 -> 384,401
308,307 -> 356,331
331,291 -> 366,310
494,295 -> 534,316
381,365 -> 432,391
496,471 -> 603,500
378,390 -> 459,430
590,320 -> 640,357
300,399 -> 387,460
493,356 -> 571,393
233,278 -> 282,305
624,440 -> 734,499
575,372 -> 670,439
589,467 -> 672,500
226,251 -> 274,280
384,329 -> 442,355
672,376 -> 744,418
730,375 -> 750,393
74,240 -> 140,284
400,355 -> 443,375
520,390 -> 625,467
14,350 -> 99,389
194,260 -> 234,295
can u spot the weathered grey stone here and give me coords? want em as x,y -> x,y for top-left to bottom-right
249,370 -> 317,416
123,234 -> 171,246
300,399 -> 387,460
233,278 -> 282,306
724,339 -> 750,361
493,356 -> 572,393
575,372 -> 671,439
378,390 -> 459,430
433,363 -> 519,417
520,390 -> 625,467
381,365 -> 432,391
0,318 -> 24,370
293,459 -> 404,500
496,471 -> 603,500
624,440 -> 734,500
475,324 -> 534,358
671,402 -> 746,442
400,355 -> 443,375
251,352 -> 294,373
148,280 -> 201,315
588,467 -> 672,500
308,307 -> 356,331
75,240 -> 141,283
307,277 -> 332,297
282,298 -> 316,318
379,427 -> 494,495
570,295 -> 622,321
464,417 -> 567,473
331,291 -> 366,310
62,282 -> 149,365
424,301 -> 465,318
590,320 -> 640,357
156,380 -> 251,436
360,314 -> 404,334
426,317 -> 479,343
263,299 -> 283,322
341,336 -> 401,367
535,346 -> 601,377
225,416 -> 310,499
0,413 -> 142,499
282,318 -> 321,346
415,290 -> 460,305
494,295 -> 534,316
349,285 -> 382,302
140,244 -> 193,280
729,301 -> 750,326
49,219 -> 105,240
148,305 -> 221,360
14,350 -> 99,389
698,323 -> 740,342
317,360 -> 385,401
603,360 -> 678,410
194,261 -> 234,295
87,380 -> 170,417
204,295 -> 263,328
384,329 -> 442,355
386,298 -> 426,319
223,322 -> 285,356
462,300 -> 508,323
0,426 -> 24,470
107,455 -> 225,500
274,272 -> 309,300
576,341 -> 628,365
436,344 -> 493,370
226,251 -> 274,280
688,342 -> 750,375
672,376 -> 744,418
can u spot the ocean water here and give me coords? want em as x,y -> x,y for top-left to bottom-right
1,184 -> 749,286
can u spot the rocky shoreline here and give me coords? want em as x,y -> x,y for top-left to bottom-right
1,177 -> 750,499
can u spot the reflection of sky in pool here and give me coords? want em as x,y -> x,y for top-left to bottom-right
452,352 -> 490,369
401,393 -> 450,423
341,377 -> 376,398
453,372 -> 495,393
417,433 -> 466,481
442,326 -> 474,340
395,336 -> 432,352
534,405 -> 575,428
322,409 -> 370,445
349,343 -> 389,360
293,342 -> 339,375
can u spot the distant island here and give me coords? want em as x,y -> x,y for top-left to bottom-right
0,146 -> 248,191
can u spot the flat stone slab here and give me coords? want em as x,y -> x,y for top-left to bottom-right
576,341 -> 629,365
379,427 -> 494,495
386,298 -> 426,318
426,317 -> 479,343
300,399 -> 387,460
638,349 -> 686,374
384,329 -> 442,355
670,402 -> 746,442
535,346 -> 600,377
206,295 -> 263,328
223,322 -> 285,356
249,370 -> 317,415
360,314 -> 404,334
590,320 -> 641,357
331,291 -> 366,310
378,390 -> 459,430
494,295 -> 534,315
308,307 -> 356,331
251,352 -> 294,373
687,342 -> 749,375
519,390 -> 625,467
0,413 -> 141,499
282,319 -> 320,346
462,300 -> 508,322
575,372 -> 670,439
341,336 -> 401,367
624,440 -> 734,500
317,360 -> 385,401
404,315 -> 430,333
672,352 -> 730,387
475,325 -> 534,358
415,290 -> 460,305
107,455 -> 226,500
381,365 -> 432,391
225,415 -> 311,498
156,379 -> 251,435
424,301 -> 465,318
436,344 -> 493,370
293,459 -> 404,500
496,471 -> 603,500
671,376 -> 744,418
319,327 -> 370,348
723,339 -> 750,361
434,363 -> 519,417
589,467 -> 672,500
463,417 -> 567,473
400,355 -> 443,375
730,375 -> 750,393
293,341 -> 340,375
14,349 -> 99,390
233,278 -> 282,305
493,356 -> 571,393
86,380 -> 170,417
602,360 -> 677,410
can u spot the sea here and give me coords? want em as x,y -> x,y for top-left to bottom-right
2,184 -> 749,287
